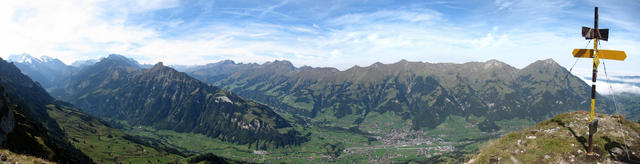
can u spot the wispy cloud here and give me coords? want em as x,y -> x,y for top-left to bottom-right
326,9 -> 442,27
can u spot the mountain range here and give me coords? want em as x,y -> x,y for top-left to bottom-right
6,54 -> 153,90
7,53 -> 72,90
5,53 -> 638,163
184,59 -> 615,133
52,54 -> 307,148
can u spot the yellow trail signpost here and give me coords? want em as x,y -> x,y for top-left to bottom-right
571,6 -> 627,155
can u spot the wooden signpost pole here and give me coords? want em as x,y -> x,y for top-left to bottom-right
571,6 -> 627,155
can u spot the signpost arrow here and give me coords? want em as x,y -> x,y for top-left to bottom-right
571,6 -> 627,155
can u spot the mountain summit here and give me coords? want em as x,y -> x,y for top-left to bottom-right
7,53 -> 70,89
101,54 -> 142,68
470,111 -> 640,163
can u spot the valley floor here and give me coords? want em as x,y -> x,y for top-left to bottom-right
118,113 -> 535,163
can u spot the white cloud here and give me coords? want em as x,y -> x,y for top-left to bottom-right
0,0 -> 173,63
574,71 -> 640,95
1,0 -> 638,77
598,81 -> 640,95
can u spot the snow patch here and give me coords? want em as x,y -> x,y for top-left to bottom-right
215,96 -> 233,104
8,53 -> 40,64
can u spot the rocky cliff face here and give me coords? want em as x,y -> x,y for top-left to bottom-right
0,86 -> 15,144
470,111 -> 640,163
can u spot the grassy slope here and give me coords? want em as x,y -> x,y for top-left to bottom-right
0,149 -> 55,164
471,111 -> 640,163
611,93 -> 640,121
46,104 -> 185,164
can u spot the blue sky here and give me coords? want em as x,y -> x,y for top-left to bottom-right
1,0 -> 639,75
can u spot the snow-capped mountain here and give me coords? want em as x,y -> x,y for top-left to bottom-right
8,53 -> 67,66
6,53 -> 72,90
8,53 -> 40,64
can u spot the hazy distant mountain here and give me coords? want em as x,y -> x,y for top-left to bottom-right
71,59 -> 99,68
70,55 -> 150,68
7,53 -> 72,89
55,55 -> 307,148
185,59 -> 614,132
167,64 -> 196,72
9,54 -> 154,91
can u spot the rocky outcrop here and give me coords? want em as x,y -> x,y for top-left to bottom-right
470,111 -> 640,163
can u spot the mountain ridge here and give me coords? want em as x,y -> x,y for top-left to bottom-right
56,57 -> 308,148
0,57 -> 187,163
185,58 -> 612,133
7,53 -> 71,90
0,57 -> 93,163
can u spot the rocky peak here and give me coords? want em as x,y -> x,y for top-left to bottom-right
370,62 -> 383,67
524,58 -> 561,69
71,59 -> 99,68
147,62 -> 179,75
219,60 -> 236,65
263,60 -> 295,71
153,62 -> 164,68
484,59 -> 508,69
100,54 -> 142,68
518,58 -> 566,76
